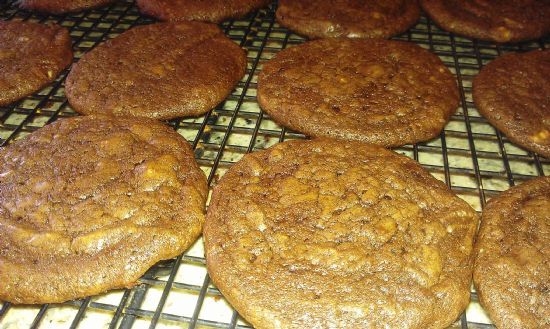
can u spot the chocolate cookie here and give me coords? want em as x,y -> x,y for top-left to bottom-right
204,139 -> 479,329
18,0 -> 114,14
0,21 -> 72,106
0,115 -> 208,304
276,0 -> 420,39
420,0 -> 550,43
136,0 -> 271,24
473,50 -> 550,157
257,39 -> 459,147
65,22 -> 247,120
474,176 -> 549,329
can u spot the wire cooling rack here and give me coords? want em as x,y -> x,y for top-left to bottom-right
0,1 -> 548,328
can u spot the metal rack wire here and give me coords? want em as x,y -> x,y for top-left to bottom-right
0,1 -> 548,328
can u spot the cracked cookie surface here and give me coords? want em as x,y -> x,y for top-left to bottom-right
420,0 -> 550,43
0,21 -> 72,106
276,0 -> 420,39
473,50 -> 550,157
0,115 -> 208,304
257,39 -> 459,147
204,139 -> 479,329
136,0 -> 271,23
474,176 -> 550,329
65,22 -> 246,120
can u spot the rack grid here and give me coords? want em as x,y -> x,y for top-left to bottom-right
0,1 -> 548,328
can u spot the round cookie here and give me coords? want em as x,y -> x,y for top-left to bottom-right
257,39 -> 459,147
473,50 -> 550,158
276,0 -> 420,39
18,0 -> 114,14
204,139 -> 479,329
136,0 -> 271,24
0,21 -> 72,106
420,0 -> 550,43
65,22 -> 247,120
473,176 -> 549,329
0,115 -> 208,304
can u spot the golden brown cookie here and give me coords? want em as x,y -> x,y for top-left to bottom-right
65,22 -> 246,120
0,115 -> 208,304
257,39 -> 459,147
0,21 -> 72,106
420,0 -> 550,43
276,0 -> 420,39
473,50 -> 550,157
474,176 -> 550,329
18,0 -> 114,14
136,0 -> 271,23
204,139 -> 479,329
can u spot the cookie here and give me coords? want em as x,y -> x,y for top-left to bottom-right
473,176 -> 549,329
420,0 -> 550,43
473,50 -> 550,157
65,22 -> 247,120
18,0 -> 114,14
204,139 -> 479,329
0,21 -> 72,106
257,39 -> 459,147
0,115 -> 208,304
276,0 -> 420,39
136,0 -> 271,24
